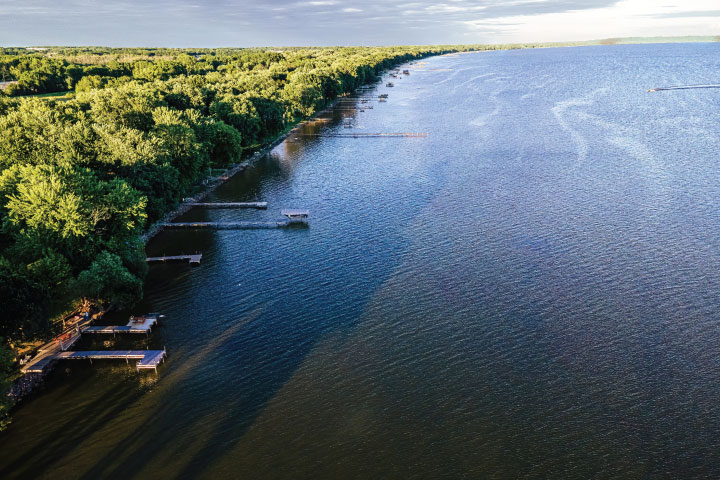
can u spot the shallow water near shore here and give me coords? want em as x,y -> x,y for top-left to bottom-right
4,43 -> 720,478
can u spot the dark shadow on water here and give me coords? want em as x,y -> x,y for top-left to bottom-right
4,92 -> 405,479
76,307 -> 331,479
0,375 -> 142,479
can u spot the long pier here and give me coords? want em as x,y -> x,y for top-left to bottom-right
297,133 -> 428,138
81,314 -> 159,335
161,221 -> 293,230
649,84 -> 720,92
55,350 -> 167,372
185,202 -> 268,209
82,326 -> 152,334
158,210 -> 308,231
146,254 -> 202,265
23,349 -> 166,373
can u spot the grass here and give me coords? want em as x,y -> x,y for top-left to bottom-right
17,90 -> 74,101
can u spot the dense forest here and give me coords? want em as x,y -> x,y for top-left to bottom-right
0,44 -> 490,425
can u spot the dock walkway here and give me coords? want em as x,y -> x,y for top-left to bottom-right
21,319 -> 90,374
81,314 -> 159,335
22,313 -> 162,374
162,221 -> 294,230
55,349 -> 166,371
649,84 -> 720,92
297,133 -> 428,138
186,202 -> 268,209
146,254 -> 202,265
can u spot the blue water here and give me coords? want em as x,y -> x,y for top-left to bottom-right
3,43 -> 720,479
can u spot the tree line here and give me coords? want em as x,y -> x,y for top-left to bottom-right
0,44 -> 514,428
0,46 -> 488,401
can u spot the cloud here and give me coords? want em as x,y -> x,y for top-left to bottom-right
424,4 -> 487,14
298,1 -> 338,6
462,0 -> 720,42
0,0 -> 718,46
647,9 -> 720,19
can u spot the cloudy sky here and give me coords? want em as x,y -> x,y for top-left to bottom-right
0,0 -> 718,47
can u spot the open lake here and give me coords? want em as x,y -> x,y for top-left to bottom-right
3,42 -> 720,479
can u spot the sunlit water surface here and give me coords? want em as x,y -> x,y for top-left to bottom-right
3,43 -> 720,479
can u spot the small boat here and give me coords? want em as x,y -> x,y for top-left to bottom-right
386,82 -> 394,87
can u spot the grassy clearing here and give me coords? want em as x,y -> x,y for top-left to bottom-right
18,90 -> 74,101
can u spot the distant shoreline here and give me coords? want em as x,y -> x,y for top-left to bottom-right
5,35 -> 719,50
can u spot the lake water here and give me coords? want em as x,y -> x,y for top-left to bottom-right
3,43 -> 720,479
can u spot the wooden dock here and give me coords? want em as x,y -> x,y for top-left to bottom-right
83,326 -> 150,334
159,209 -> 308,231
23,312 -> 166,374
649,84 -> 720,92
161,221 -> 293,230
297,133 -> 428,138
185,202 -> 268,209
81,314 -> 159,335
23,349 -> 166,373
146,254 -> 202,265
55,349 -> 167,372
21,312 -> 100,373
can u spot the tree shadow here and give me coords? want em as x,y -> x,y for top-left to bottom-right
74,304 -> 340,479
1,374 -> 143,478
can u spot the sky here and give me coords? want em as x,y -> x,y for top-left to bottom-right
0,0 -> 718,47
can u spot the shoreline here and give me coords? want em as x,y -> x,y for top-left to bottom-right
7,307 -> 107,405
139,52 -> 447,243
3,54 -> 431,413
141,96 -> 345,244
5,81 -> 372,406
